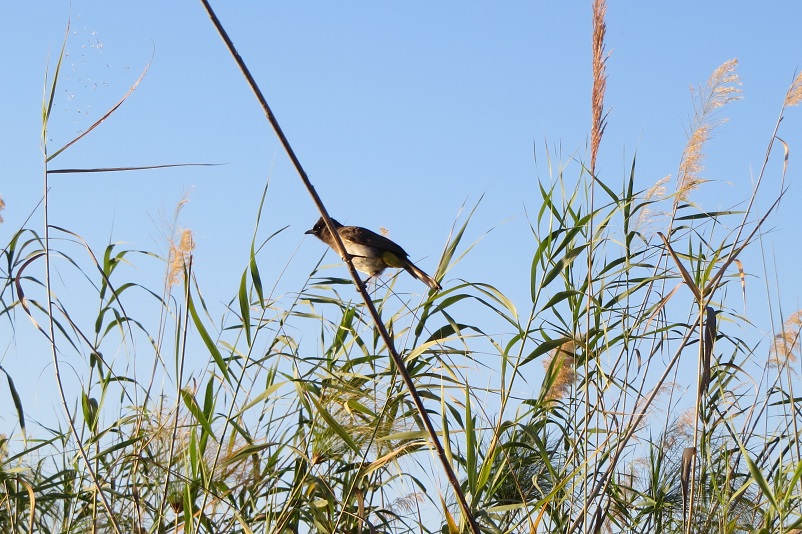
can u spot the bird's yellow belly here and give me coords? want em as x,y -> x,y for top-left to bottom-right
343,240 -> 404,276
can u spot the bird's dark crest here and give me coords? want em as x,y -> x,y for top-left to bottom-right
307,217 -> 342,236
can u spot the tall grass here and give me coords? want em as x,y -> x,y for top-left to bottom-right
2,2 -> 802,533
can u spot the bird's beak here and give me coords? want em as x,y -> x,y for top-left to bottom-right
304,229 -> 315,235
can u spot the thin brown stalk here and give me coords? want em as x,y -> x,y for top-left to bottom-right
584,1 -> 608,529
198,2 -> 480,533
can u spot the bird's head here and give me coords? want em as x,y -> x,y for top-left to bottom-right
305,217 -> 342,239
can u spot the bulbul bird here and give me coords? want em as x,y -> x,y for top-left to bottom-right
305,217 -> 442,291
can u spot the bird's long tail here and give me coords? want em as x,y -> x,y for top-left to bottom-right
402,260 -> 442,291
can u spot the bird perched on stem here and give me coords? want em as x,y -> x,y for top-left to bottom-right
306,217 -> 442,291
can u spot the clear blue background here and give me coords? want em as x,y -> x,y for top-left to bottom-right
2,2 -> 802,427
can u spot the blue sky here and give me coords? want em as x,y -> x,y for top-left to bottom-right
3,3 -> 802,429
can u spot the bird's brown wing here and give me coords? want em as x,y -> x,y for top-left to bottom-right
338,226 -> 410,258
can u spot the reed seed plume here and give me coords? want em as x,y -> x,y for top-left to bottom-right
664,408 -> 697,450
769,310 -> 802,367
590,0 -> 609,176
163,192 -> 194,286
635,176 -> 671,233
632,382 -> 675,431
167,228 -> 195,286
676,59 -> 741,204
785,71 -> 802,107
146,409 -> 256,491
390,492 -> 425,515
0,195 -> 5,223
321,384 -> 415,455
645,176 -> 670,201
543,341 -> 577,400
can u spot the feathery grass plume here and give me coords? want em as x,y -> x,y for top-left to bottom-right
167,228 -> 195,286
543,341 -> 577,400
631,382 -> 676,432
141,409 -> 257,509
590,0 -> 609,176
637,175 -> 671,230
663,408 -> 697,451
645,175 -> 670,201
319,381 -> 415,457
390,492 -> 424,514
769,310 -> 802,367
785,71 -> 802,107
675,59 -> 741,204
0,194 -> 5,223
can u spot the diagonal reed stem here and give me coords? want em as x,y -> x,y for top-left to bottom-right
198,2 -> 481,532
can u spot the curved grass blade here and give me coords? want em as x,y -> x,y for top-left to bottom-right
1,366 -> 25,431
188,292 -> 231,383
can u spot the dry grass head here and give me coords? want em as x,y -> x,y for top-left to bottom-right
141,407 -> 258,499
676,59 -> 742,205
661,408 -> 697,451
590,0 -> 609,176
632,382 -> 677,432
785,71 -> 802,107
543,341 -> 577,400
167,228 -> 195,286
769,310 -> 802,368
390,492 -> 424,514
162,192 -> 194,286
645,176 -> 670,201
636,175 -> 671,233
0,195 -> 5,223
